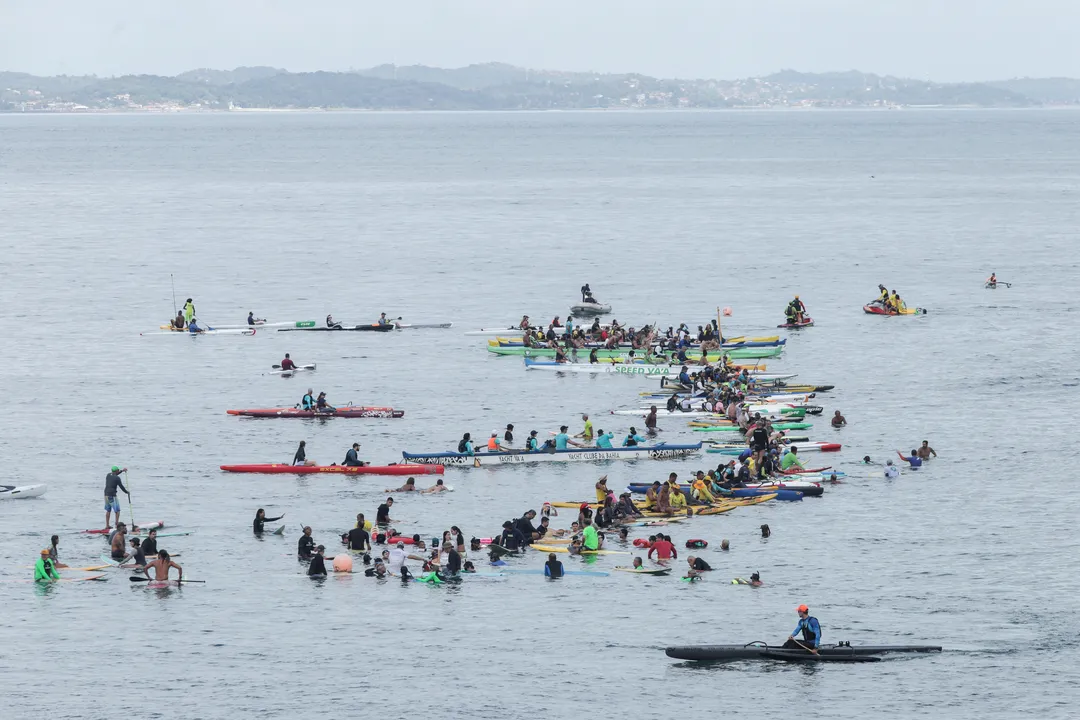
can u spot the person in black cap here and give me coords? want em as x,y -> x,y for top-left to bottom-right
525,430 -> 539,451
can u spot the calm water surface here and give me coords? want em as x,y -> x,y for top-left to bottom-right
1,110 -> 1078,719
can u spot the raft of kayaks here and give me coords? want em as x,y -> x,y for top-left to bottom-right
220,463 -> 443,475
402,443 -> 702,466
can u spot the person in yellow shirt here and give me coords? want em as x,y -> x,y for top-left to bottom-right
575,414 -> 595,442
670,486 -> 688,510
644,481 -> 661,510
691,472 -> 716,504
594,475 -> 609,503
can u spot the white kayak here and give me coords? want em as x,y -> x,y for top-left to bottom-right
0,483 -> 46,499
570,303 -> 611,315
141,328 -> 256,337
210,321 -> 313,330
395,322 -> 454,329
270,363 -> 317,376
610,408 -> 716,418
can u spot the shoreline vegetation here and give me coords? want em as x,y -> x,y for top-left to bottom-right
3,63 -> 1079,113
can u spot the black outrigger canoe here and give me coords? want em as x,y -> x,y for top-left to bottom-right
666,641 -> 941,663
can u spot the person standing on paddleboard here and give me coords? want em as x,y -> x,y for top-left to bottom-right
104,466 -> 129,530
182,298 -> 195,324
784,605 -> 821,653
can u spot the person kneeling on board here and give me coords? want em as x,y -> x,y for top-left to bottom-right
784,605 -> 821,653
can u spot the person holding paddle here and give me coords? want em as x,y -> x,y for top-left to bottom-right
143,550 -> 183,584
784,605 -> 821,653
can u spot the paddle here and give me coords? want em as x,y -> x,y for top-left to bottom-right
791,638 -> 818,654
129,576 -> 205,583
125,470 -> 135,533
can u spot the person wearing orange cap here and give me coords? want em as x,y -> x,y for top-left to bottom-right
785,605 -> 821,653
34,548 -> 60,582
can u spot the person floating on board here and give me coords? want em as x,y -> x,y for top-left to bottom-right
47,535 -> 68,569
34,548 -> 60,583
104,466 -> 129,530
376,498 -> 394,526
107,523 -> 126,560
280,354 -> 297,371
732,572 -> 763,586
917,441 -> 937,460
831,410 -> 847,427
544,553 -> 564,578
387,478 -> 416,493
298,527 -> 316,560
896,449 -> 923,469
307,546 -> 328,577
253,508 -> 285,534
784,605 -> 821,653
143,550 -> 183,584
171,311 -> 186,330
183,298 -> 196,324
422,479 -> 447,494
344,442 -> 366,467
141,528 -> 159,556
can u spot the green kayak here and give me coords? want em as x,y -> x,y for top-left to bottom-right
489,346 -> 784,360
692,422 -> 812,433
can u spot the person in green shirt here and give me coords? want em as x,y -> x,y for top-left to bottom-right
781,446 -> 805,471
575,414 -> 594,442
582,524 -> 602,551
34,548 -> 60,582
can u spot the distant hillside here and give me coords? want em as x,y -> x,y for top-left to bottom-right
2,63 -> 1079,112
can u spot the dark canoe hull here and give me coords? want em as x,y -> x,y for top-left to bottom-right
665,643 -> 942,661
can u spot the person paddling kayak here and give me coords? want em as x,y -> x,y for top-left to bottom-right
248,312 -> 265,325
143,550 -> 183,583
253,508 -> 285,534
314,392 -> 335,414
300,389 -> 315,411
784,604 -> 821,652
326,314 -> 342,329
35,548 -> 60,582
280,354 -> 297,371
104,466 -> 129,530
344,443 -> 366,467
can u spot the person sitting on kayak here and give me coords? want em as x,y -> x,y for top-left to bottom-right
623,427 -> 647,447
987,272 -> 997,286
171,311 -> 186,330
344,443 -> 366,467
790,295 -> 806,323
377,313 -> 391,327
326,314 -> 342,329
187,318 -> 205,334
896,449 -> 923,469
314,392 -> 335,414
300,389 -> 315,411
34,548 -> 60,583
247,312 -> 265,325
457,433 -> 476,455
486,432 -> 504,451
554,347 -> 569,363
784,605 -> 821,653
280,354 -> 297,371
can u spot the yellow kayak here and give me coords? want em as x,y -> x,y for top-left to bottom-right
530,544 -> 629,555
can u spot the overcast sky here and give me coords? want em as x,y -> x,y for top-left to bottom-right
2,0 -> 1077,81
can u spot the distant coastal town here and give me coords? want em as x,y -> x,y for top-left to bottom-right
2,63 -> 1078,113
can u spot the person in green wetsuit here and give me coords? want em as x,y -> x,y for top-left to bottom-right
582,524 -> 602,551
35,548 -> 60,582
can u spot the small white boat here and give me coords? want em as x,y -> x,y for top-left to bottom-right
270,363 -> 317,376
0,484 -> 46,499
570,303 -> 612,316
396,322 -> 454,330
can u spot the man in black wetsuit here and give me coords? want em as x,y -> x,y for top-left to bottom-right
498,521 -> 526,551
307,546 -> 327,576
749,421 -> 770,467
581,284 -> 591,303
347,516 -> 370,552
515,510 -> 540,543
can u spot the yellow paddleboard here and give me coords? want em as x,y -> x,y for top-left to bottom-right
530,544 -> 629,555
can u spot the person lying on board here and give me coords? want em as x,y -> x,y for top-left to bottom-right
422,479 -> 447,494
386,478 -> 417,493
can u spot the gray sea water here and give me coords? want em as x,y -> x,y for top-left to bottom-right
1,109 -> 1078,719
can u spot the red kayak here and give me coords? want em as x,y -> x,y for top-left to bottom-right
227,407 -> 404,419
220,463 -> 442,475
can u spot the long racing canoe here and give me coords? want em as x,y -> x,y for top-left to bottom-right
221,463 -> 442,475
227,406 -> 404,418
278,324 -> 395,332
489,343 -> 782,360
665,642 -> 942,662
402,443 -> 702,466
141,328 -> 256,337
159,320 -> 315,331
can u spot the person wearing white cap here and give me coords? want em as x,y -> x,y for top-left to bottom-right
486,431 -> 503,451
